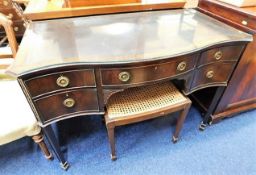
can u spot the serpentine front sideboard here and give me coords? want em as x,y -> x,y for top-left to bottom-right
6,9 -> 252,169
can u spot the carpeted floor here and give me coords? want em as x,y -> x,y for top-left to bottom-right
0,106 -> 255,175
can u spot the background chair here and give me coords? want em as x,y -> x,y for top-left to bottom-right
0,12 -> 52,160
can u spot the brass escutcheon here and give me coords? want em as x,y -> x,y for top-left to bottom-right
206,70 -> 214,79
118,71 -> 130,82
177,61 -> 187,71
63,98 -> 75,108
56,76 -> 70,87
214,51 -> 222,60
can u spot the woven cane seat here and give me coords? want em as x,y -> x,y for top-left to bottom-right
106,82 -> 187,119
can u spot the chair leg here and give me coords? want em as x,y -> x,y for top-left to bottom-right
107,126 -> 117,161
32,132 -> 53,160
172,103 -> 191,143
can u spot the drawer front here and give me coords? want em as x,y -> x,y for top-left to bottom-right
25,69 -> 96,97
192,62 -> 236,90
0,8 -> 21,21
219,11 -> 256,31
34,89 -> 99,123
199,0 -> 256,31
101,55 -> 197,86
198,45 -> 244,66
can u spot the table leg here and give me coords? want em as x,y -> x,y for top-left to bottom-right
43,125 -> 70,170
199,86 -> 226,131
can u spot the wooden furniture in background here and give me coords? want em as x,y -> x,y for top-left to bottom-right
105,82 -> 191,160
197,0 -> 256,122
0,12 -> 52,160
23,0 -> 186,20
218,0 -> 256,7
184,0 -> 198,8
0,0 -> 26,44
64,0 -> 142,7
6,9 -> 252,168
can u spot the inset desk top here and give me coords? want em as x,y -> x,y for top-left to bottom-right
8,9 -> 252,76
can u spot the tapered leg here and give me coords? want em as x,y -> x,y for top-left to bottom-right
43,125 -> 69,170
172,103 -> 191,143
199,86 -> 226,131
107,126 -> 116,160
32,132 -> 53,160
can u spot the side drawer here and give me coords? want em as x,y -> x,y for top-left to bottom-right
25,69 -> 96,98
34,89 -> 99,123
198,45 -> 244,66
101,55 -> 197,87
191,62 -> 236,90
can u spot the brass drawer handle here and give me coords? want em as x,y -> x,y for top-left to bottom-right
56,76 -> 70,87
177,61 -> 187,71
206,71 -> 214,79
63,98 -> 75,108
214,51 -> 222,60
119,71 -> 131,82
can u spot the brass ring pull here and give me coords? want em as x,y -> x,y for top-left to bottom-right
56,76 -> 70,87
214,51 -> 222,60
177,61 -> 187,71
206,71 -> 214,79
118,71 -> 131,82
63,98 -> 75,108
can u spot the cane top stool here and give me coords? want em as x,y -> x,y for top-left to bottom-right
104,82 -> 191,160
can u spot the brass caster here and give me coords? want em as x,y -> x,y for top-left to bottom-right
60,162 -> 70,171
199,122 -> 207,131
111,154 -> 117,161
172,136 -> 179,143
45,153 -> 54,161
208,120 -> 213,126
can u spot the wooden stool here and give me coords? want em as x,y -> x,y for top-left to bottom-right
104,82 -> 191,160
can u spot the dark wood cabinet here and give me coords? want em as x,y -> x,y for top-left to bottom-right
198,0 -> 256,122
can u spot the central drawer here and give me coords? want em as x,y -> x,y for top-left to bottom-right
25,69 -> 96,98
34,88 -> 99,124
101,55 -> 197,87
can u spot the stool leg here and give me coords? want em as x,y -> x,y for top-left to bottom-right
32,132 -> 53,160
107,126 -> 117,160
172,103 -> 191,143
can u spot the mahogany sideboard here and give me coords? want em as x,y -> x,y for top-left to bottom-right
198,0 -> 256,123
6,9 -> 252,169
